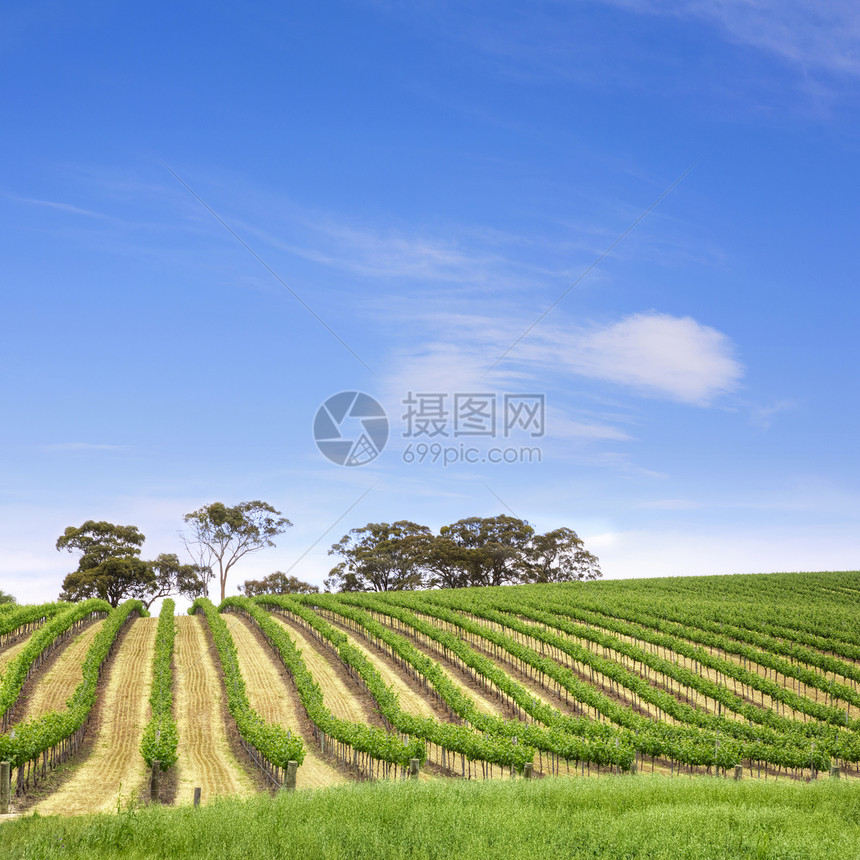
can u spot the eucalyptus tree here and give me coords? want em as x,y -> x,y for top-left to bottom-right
326,521 -> 432,592
182,501 -> 292,602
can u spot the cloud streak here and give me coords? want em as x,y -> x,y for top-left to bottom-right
381,310 -> 743,407
602,0 -> 860,77
11,195 -> 107,218
41,442 -> 129,453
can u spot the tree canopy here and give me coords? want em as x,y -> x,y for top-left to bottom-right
325,521 -> 431,593
324,515 -> 601,592
182,501 -> 292,602
240,572 -> 319,596
56,520 -> 145,567
57,521 -> 205,607
146,553 -> 207,609
0,589 -> 16,605
526,527 -> 601,583
439,515 -> 535,588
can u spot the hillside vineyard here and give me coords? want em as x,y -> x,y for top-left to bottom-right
0,571 -> 858,814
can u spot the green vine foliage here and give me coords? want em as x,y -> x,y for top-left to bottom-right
0,600 -> 144,769
0,599 -> 112,718
295,593 -> 635,770
253,595 -> 536,772
192,598 -> 305,768
140,599 -> 179,770
0,602 -> 69,637
220,596 -> 417,768
378,590 -> 837,772
431,591 -> 853,768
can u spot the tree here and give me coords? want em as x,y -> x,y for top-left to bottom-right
526,527 -> 602,582
57,520 -> 145,567
57,521 -> 207,608
57,521 -> 149,607
145,553 -> 206,609
439,515 -> 535,587
422,535 -> 472,590
181,501 -> 292,602
240,572 -> 319,596
325,521 -> 432,592
60,556 -> 155,607
0,589 -> 17,605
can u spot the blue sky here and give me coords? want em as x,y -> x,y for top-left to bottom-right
2,1 -> 859,605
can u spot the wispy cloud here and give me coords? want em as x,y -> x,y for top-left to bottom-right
246,218 -> 514,285
601,1 -> 860,77
41,442 -> 129,453
636,498 -> 702,510
746,398 -> 797,430
379,309 -> 743,407
11,195 -> 107,218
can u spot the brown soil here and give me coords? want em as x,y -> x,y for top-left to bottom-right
0,634 -> 35,677
270,613 -> 385,729
228,613 -> 348,788
322,615 -> 442,720
172,615 -> 257,804
12,621 -> 105,724
34,616 -> 159,816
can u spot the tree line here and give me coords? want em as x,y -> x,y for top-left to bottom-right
324,516 -> 600,592
52,504 -> 600,606
56,501 -> 290,607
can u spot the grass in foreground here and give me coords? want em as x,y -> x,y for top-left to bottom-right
1,775 -> 858,860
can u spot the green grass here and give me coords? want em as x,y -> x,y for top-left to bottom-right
2,775 -> 858,859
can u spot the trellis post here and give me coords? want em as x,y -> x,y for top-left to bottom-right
0,761 -> 10,814
150,760 -> 161,802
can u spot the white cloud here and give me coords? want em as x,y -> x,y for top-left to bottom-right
550,312 -> 743,404
380,310 -> 743,407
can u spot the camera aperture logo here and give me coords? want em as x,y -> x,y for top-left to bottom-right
313,391 -> 389,467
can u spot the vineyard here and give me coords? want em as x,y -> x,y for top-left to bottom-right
1,570 -> 859,817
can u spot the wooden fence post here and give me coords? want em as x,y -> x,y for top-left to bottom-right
830,765 -> 841,779
286,760 -> 298,791
409,758 -> 420,780
193,787 -> 201,807
150,760 -> 161,803
734,765 -> 743,781
0,761 -> 10,814
523,763 -> 533,779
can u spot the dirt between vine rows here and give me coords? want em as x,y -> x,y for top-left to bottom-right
361,619 -> 513,721
12,620 -> 105,724
34,616 -> 159,816
0,633 -> 35,677
229,615 -> 348,789
270,614 -> 386,729
172,615 -> 258,804
323,616 -> 444,721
